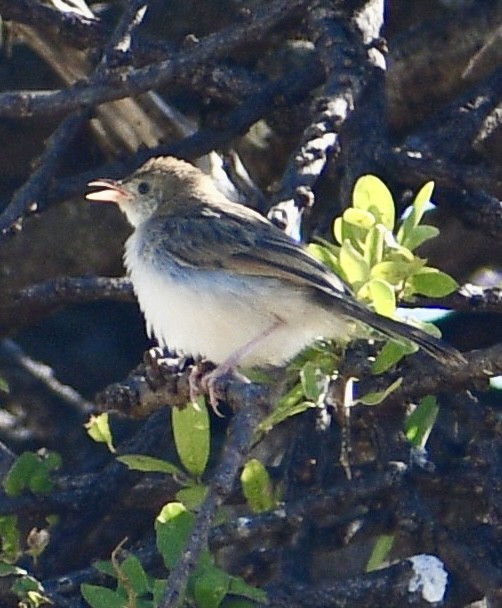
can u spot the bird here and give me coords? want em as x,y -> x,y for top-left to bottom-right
87,156 -> 465,409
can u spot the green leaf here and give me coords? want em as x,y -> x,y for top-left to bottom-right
85,413 -> 116,453
358,279 -> 396,318
241,459 -> 275,513
300,361 -> 329,402
409,268 -> 458,297
223,601 -> 265,608
92,560 -> 116,577
370,260 -> 413,284
308,242 -> 341,275
372,341 -> 417,375
0,376 -> 8,393
339,239 -> 369,285
405,395 -> 439,448
4,451 -> 61,497
153,579 -> 168,606
0,562 -> 24,576
194,565 -> 231,608
353,175 -> 395,230
340,208 -> 375,245
397,181 -> 435,245
401,225 -> 439,251
363,224 -> 386,267
366,534 -> 394,572
343,207 -> 376,230
172,400 -> 210,478
333,216 -> 344,245
258,380 -> 317,435
81,584 -> 127,608
357,377 -> 403,405
118,555 -> 149,597
175,484 -> 209,510
413,181 -> 435,216
228,576 -> 268,603
117,454 -> 184,477
0,515 -> 21,563
155,503 -> 195,569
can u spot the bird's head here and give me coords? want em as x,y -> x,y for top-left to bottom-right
86,156 -> 202,227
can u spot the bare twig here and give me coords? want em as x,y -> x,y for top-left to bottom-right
16,275 -> 134,308
0,339 -> 94,413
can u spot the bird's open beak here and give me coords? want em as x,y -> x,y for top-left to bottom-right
86,179 -> 132,205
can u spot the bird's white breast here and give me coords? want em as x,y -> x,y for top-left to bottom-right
124,229 -> 350,367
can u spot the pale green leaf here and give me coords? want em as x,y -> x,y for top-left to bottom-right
339,239 -> 370,285
413,181 -> 435,220
364,224 -> 385,267
397,181 -> 434,244
353,174 -> 395,230
85,413 -> 115,453
357,377 -> 403,405
365,279 -> 396,318
333,216 -> 344,245
241,459 -> 275,513
307,242 -> 341,274
370,260 -> 413,284
343,207 -> 376,230
366,534 -> 394,571
172,400 -> 210,478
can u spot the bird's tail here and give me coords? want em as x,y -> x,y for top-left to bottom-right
363,310 -> 465,366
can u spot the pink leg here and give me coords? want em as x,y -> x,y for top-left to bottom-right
200,318 -> 284,414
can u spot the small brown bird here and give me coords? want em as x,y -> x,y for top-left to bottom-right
87,156 -> 464,407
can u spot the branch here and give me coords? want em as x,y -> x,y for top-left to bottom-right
0,0 -> 151,238
411,283 -> 502,314
0,0 -> 310,118
268,0 -> 385,236
158,382 -> 271,608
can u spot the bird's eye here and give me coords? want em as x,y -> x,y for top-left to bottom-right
137,181 -> 150,195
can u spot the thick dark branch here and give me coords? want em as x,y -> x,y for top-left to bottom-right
0,0 -> 104,48
0,0 -> 310,118
15,275 -> 134,308
412,284 -> 502,314
351,343 -> 502,409
47,63 -> 325,208
0,0 -> 153,238
268,0 -> 383,235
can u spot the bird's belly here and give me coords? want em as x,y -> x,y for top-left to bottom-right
126,252 -> 350,367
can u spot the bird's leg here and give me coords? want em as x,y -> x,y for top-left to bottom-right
199,317 -> 284,415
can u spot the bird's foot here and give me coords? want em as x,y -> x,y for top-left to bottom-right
189,362 -> 249,417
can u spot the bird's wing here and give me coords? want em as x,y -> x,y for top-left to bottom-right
142,201 -> 465,366
144,202 -> 351,298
